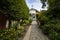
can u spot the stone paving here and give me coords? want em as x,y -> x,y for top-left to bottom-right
29,21 -> 50,40
23,21 -> 50,40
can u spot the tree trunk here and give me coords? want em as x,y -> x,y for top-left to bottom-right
0,14 -> 7,29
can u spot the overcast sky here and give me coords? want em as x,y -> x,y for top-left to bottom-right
26,0 -> 48,11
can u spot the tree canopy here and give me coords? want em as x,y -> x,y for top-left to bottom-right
38,0 -> 60,40
0,0 -> 29,20
40,0 -> 60,19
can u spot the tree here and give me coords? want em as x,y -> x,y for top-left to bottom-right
0,0 -> 29,29
39,0 -> 60,40
0,0 -> 29,19
40,0 -> 60,18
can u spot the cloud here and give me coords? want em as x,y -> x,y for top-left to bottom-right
26,0 -> 47,11
27,0 -> 38,3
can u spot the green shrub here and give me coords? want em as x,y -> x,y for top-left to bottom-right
21,19 -> 32,26
39,19 -> 60,40
24,20 -> 29,25
0,26 -> 24,40
48,29 -> 59,40
38,13 -> 49,26
37,12 -> 60,40
0,28 -> 18,40
28,18 -> 32,23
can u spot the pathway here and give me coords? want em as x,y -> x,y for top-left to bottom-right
23,21 -> 50,40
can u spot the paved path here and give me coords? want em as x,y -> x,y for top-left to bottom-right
23,21 -> 50,40
23,25 -> 32,40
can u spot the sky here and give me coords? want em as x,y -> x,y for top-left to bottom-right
26,0 -> 48,11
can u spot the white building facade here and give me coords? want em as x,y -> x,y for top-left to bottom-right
29,8 -> 37,21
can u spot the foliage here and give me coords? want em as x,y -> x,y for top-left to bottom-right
28,18 -> 32,23
40,0 -> 47,8
0,0 -> 31,39
38,0 -> 60,40
0,0 -> 29,20
37,14 -> 60,40
21,18 -> 32,26
0,26 -> 24,40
